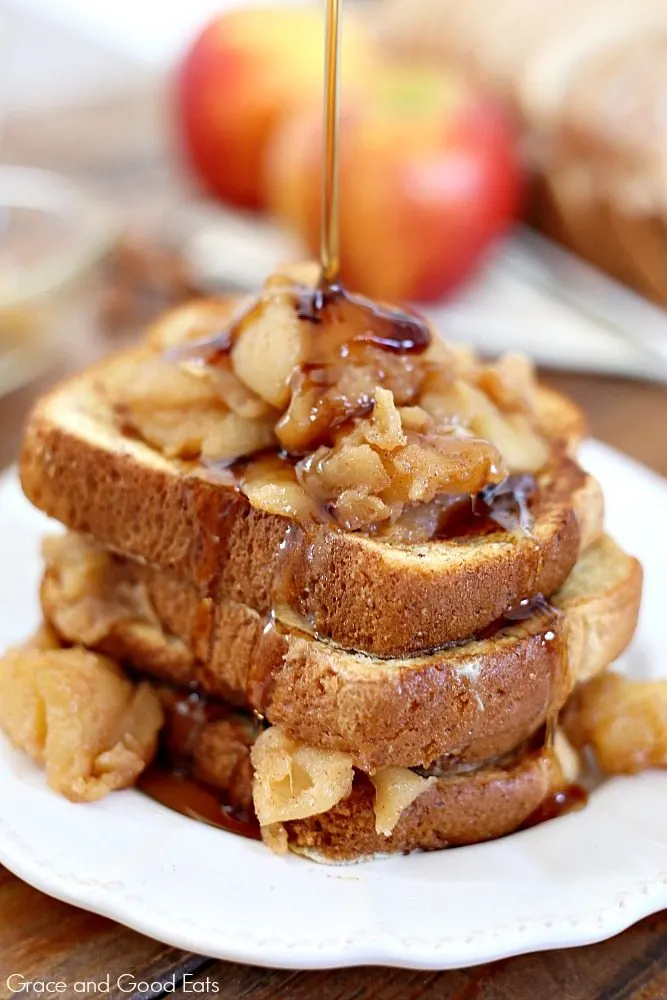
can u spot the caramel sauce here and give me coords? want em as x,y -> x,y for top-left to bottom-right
295,282 -> 431,354
139,689 -> 262,840
138,767 -> 260,840
171,281 -> 430,365
433,472 -> 537,541
520,784 -> 588,829
475,473 -> 536,534
475,594 -> 555,641
245,612 -> 285,712
504,593 -> 553,623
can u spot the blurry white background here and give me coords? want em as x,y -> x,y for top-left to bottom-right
6,0 -> 269,111
6,0 -> 325,113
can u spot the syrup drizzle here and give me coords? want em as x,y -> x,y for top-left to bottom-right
139,690 -> 262,841
138,767 -> 260,840
321,0 -> 342,284
169,281 -> 431,377
476,473 -> 536,534
520,784 -> 588,829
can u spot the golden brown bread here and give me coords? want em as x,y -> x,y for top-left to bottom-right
20,350 -> 599,657
41,532 -> 641,770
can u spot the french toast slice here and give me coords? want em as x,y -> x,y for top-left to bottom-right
41,532 -> 641,770
21,348 -> 601,656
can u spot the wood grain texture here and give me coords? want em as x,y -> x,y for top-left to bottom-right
2,49 -> 667,998
175,913 -> 667,998
0,868 -> 207,1000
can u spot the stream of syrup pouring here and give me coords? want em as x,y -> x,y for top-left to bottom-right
321,0 -> 342,286
139,0 -> 582,835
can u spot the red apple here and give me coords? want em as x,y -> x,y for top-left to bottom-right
176,6 -> 375,210
264,66 -> 523,300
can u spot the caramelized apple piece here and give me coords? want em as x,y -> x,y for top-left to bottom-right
146,298 -> 238,350
477,353 -> 537,413
201,412 -> 276,463
397,405 -> 432,432
361,387 -> 406,451
384,432 -> 504,503
42,534 -> 159,646
371,768 -> 436,836
564,673 -> 667,775
308,443 -> 391,496
120,357 -> 220,412
424,379 -> 548,474
231,294 -> 306,408
0,633 -> 163,802
333,490 -> 392,531
186,361 -> 273,420
276,365 -> 377,453
251,726 -> 354,826
472,409 -> 549,475
242,455 -> 317,521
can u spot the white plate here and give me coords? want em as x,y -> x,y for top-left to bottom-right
0,441 -> 666,970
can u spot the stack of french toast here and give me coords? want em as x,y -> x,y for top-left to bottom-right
0,263 -> 645,862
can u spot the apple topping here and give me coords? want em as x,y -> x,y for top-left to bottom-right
564,673 -> 667,775
113,271 -> 552,536
231,293 -> 306,409
41,534 -> 161,647
251,725 -> 354,829
0,629 -> 163,803
371,767 -> 436,836
115,356 -> 276,461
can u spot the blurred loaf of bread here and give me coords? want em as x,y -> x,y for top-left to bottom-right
381,0 -> 667,305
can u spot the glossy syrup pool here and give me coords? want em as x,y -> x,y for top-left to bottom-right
521,784 -> 588,829
138,690 -> 261,841
138,767 -> 260,840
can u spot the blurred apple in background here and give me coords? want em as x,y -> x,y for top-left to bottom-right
265,65 -> 523,301
176,5 -> 375,210
176,9 -> 523,301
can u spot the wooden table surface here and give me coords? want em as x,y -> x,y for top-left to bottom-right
2,84 -> 667,1000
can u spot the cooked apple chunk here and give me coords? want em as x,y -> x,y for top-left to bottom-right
231,294 -> 306,408
564,673 -> 667,775
0,632 -> 163,802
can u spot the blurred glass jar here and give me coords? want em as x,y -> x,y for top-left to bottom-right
0,165 -> 116,397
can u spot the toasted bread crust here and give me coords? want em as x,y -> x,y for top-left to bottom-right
21,361 -> 601,655
285,750 -> 563,860
41,533 -> 641,770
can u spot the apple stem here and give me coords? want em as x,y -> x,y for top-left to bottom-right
321,0 -> 342,287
